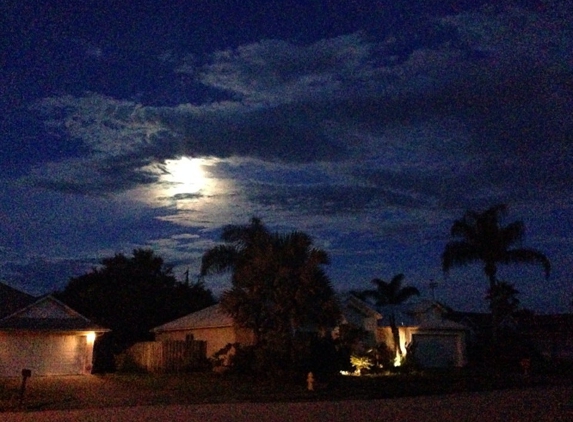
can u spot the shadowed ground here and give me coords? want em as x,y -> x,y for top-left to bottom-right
2,373 -> 573,421
2,385 -> 573,422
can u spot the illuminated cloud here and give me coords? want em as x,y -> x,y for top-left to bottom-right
29,5 -> 572,200
5,3 -> 570,311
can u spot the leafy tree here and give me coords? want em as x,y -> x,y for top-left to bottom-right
58,248 -> 215,356
442,204 -> 550,335
353,273 -> 420,362
200,217 -> 341,376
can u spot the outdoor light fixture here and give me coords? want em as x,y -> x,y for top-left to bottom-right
86,332 -> 96,343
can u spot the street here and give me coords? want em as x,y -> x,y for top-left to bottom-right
2,385 -> 573,422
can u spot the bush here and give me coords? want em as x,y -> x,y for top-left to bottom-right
220,335 -> 343,383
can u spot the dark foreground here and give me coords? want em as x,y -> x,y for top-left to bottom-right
2,385 -> 573,422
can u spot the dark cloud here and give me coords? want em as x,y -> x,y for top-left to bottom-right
30,4 -> 572,196
4,3 -> 571,311
0,257 -> 97,296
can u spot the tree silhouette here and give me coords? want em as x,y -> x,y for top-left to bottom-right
58,248 -> 215,353
486,281 -> 520,321
200,217 -> 341,374
353,273 -> 420,362
442,204 -> 550,334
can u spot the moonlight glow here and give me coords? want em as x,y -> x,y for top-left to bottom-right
161,156 -> 206,197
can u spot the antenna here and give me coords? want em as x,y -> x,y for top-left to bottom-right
429,279 -> 438,301
184,268 -> 190,285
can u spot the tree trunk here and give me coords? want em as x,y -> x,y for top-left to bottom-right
389,313 -> 402,363
485,262 -> 500,347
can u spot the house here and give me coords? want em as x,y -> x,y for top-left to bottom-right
448,310 -> 573,363
151,304 -> 255,358
340,295 -> 468,368
520,313 -> 573,362
0,282 -> 108,377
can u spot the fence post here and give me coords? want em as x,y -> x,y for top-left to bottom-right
19,369 -> 31,407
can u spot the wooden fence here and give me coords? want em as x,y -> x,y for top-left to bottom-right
119,339 -> 207,373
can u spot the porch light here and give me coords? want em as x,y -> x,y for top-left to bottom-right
86,332 -> 96,343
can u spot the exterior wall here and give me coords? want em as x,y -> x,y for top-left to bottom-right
375,327 -> 410,353
234,327 -> 256,346
0,333 -> 93,376
375,327 -> 394,350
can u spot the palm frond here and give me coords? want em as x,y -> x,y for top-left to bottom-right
500,221 -> 525,247
221,216 -> 269,245
502,248 -> 551,278
395,286 -> 421,303
450,219 -> 476,239
388,273 -> 405,294
442,241 -> 480,272
200,245 -> 238,276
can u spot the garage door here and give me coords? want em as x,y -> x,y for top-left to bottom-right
0,334 -> 87,376
412,333 -> 460,368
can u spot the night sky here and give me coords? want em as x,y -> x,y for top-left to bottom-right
1,1 -> 572,313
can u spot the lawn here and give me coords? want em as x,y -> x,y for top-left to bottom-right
1,369 -> 570,412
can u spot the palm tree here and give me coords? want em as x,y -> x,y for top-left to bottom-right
200,217 -> 341,346
354,273 -> 420,362
442,204 -> 550,333
486,281 -> 520,322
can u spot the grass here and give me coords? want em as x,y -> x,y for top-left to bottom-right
1,368 -> 570,412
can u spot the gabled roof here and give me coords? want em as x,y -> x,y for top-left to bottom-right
0,291 -> 108,332
0,281 -> 36,318
151,304 -> 233,333
344,295 -> 383,318
447,311 -> 492,329
376,309 -> 418,327
344,295 -> 467,331
450,311 -> 573,334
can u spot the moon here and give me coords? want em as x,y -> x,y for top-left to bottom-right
161,156 -> 206,197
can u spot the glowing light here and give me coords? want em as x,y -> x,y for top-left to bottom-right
161,156 -> 206,196
86,332 -> 96,343
129,156 -> 236,219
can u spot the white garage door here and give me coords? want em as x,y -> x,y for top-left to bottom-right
0,334 -> 87,376
412,334 -> 460,368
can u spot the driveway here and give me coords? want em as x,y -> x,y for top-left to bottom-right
2,385 -> 573,422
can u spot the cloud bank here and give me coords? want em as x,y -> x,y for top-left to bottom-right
3,3 -> 571,311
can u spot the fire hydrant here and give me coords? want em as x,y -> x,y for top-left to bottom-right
520,358 -> 531,377
307,372 -> 315,391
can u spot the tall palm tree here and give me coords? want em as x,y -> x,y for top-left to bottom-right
442,204 -> 550,291
201,217 -> 340,345
442,204 -> 550,333
486,281 -> 520,322
354,274 -> 420,362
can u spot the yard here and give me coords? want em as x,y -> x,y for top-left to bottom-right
1,369 -> 571,413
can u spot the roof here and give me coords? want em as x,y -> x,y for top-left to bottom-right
344,295 -> 382,318
344,295 -> 467,331
0,281 -> 36,318
376,309 -> 418,327
0,292 -> 109,333
446,311 -> 573,333
447,312 -> 492,329
152,304 -> 233,333
0,317 -> 107,331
